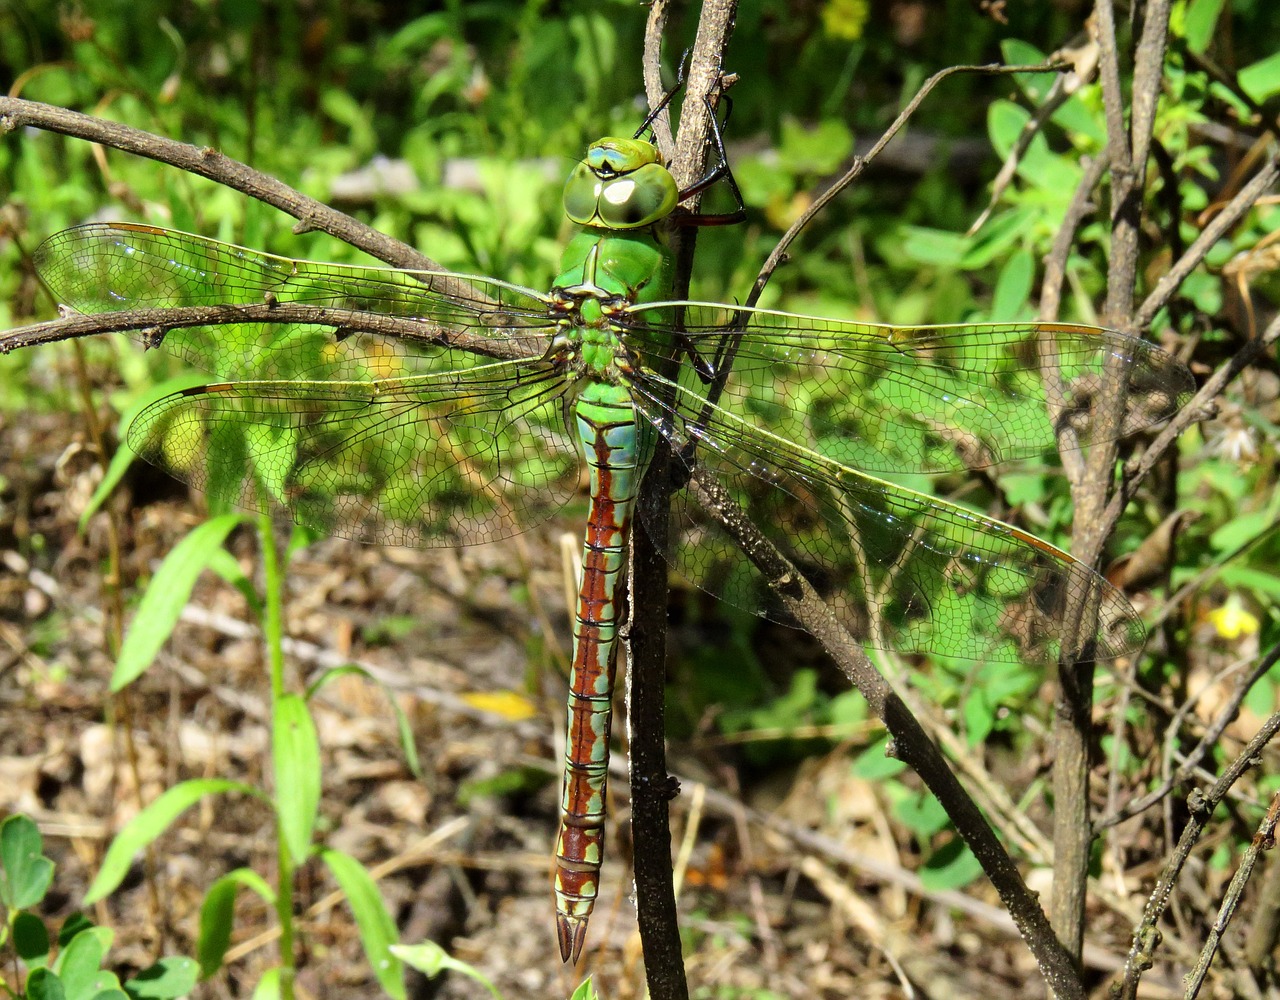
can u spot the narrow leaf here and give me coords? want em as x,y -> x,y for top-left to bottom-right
569,978 -> 600,1000
113,514 -> 248,690
391,942 -> 501,999
84,780 -> 260,905
306,665 -> 422,779
205,546 -> 262,619
77,446 -> 134,537
198,869 -> 276,980
250,968 -> 280,1000
274,694 -> 321,864
319,849 -> 405,1000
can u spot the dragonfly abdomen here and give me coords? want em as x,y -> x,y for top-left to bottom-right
554,381 -> 651,962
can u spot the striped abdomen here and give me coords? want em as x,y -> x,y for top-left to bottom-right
554,379 -> 650,963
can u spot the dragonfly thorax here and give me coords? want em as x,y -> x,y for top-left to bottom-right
563,137 -> 679,230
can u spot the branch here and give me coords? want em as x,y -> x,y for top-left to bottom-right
688,472 -> 1086,999
1115,670 -> 1280,998
1136,151 -> 1280,329
0,97 -> 440,272
1111,310 -> 1280,523
746,61 -> 1069,307
0,303 -> 532,362
1096,642 -> 1280,830
628,4 -> 738,996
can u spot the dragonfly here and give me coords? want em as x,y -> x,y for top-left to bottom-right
32,115 -> 1193,964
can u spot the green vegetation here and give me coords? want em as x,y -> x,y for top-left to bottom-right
1,1 -> 1279,997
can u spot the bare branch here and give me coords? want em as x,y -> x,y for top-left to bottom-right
0,304 -> 533,362
746,61 -> 1069,308
1136,152 -> 1280,329
0,97 -> 440,273
687,471 -> 1086,999
1115,657 -> 1280,999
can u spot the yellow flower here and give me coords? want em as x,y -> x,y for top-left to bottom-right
822,0 -> 869,41
1207,595 -> 1260,641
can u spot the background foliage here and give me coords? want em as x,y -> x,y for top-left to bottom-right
2,0 -> 1280,997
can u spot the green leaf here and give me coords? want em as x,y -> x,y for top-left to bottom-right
893,792 -> 948,839
850,736 -> 907,780
306,665 -> 422,778
89,991 -> 129,1000
112,514 -> 248,690
898,226 -> 968,267
390,941 -> 501,998
920,838 -> 984,891
777,116 -> 854,175
568,977 -> 600,1000
205,546 -> 262,620
1219,566 -> 1280,601
250,968 -> 280,1000
1239,50 -> 1280,102
987,99 -> 1029,158
77,446 -> 134,537
0,814 -> 55,909
274,694 -> 321,865
1183,0 -> 1227,53
57,914 -> 95,949
198,869 -> 276,980
1210,510 -> 1275,553
991,248 -> 1034,321
25,967 -> 67,1000
14,911 -> 51,967
123,956 -> 199,998
54,925 -> 113,1000
84,780 -> 260,905
319,849 -> 405,1000
962,689 -> 996,746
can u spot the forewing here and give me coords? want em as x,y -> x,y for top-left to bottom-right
628,373 -> 1144,664
33,223 -> 553,380
622,305 -> 1194,475
126,361 -> 579,546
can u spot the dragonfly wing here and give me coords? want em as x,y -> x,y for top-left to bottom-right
126,361 -> 579,546
34,223 -> 554,379
621,305 -> 1194,475
629,373 -> 1143,664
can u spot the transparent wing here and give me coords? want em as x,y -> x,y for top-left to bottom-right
628,372 -> 1145,664
127,361 -> 580,546
33,223 -> 555,381
621,304 -> 1194,475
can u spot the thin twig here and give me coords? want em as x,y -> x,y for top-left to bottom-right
1116,703 -> 1280,998
1136,152 -> 1280,330
0,303 -> 532,361
0,97 -> 441,273
1097,642 -> 1280,830
687,472 -> 1086,999
745,61 -> 1069,308
628,5 -> 737,997
1110,310 -> 1280,525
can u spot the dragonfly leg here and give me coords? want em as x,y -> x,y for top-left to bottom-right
633,46 -> 691,140
671,93 -> 747,227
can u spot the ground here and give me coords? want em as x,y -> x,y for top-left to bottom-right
0,387 -> 1176,999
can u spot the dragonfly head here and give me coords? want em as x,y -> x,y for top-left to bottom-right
563,137 -> 679,231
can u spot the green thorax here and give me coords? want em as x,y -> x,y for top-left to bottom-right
555,137 -> 677,375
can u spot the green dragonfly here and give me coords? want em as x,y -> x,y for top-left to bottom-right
32,121 -> 1193,962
